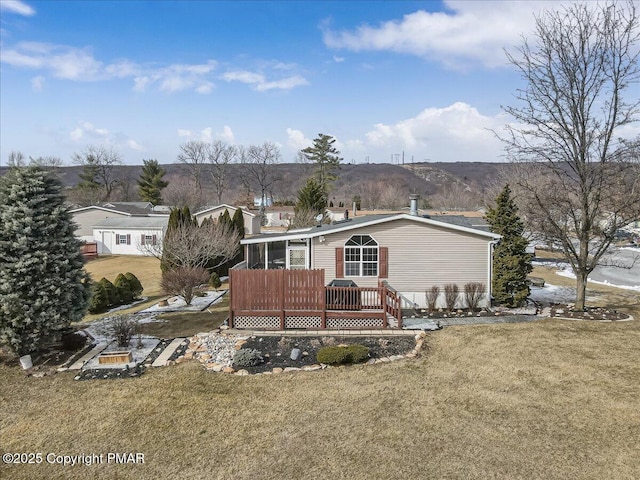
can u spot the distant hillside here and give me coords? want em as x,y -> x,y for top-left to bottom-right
0,161 -> 512,209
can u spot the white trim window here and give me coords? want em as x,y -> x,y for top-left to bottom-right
344,235 -> 378,276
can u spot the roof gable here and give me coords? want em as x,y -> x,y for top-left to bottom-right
195,204 -> 256,218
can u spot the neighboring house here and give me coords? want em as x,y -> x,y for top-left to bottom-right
71,202 -> 165,242
92,216 -> 168,256
194,204 -> 261,235
263,206 -> 347,228
239,212 -> 500,309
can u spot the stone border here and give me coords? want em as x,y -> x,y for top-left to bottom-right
182,330 -> 428,376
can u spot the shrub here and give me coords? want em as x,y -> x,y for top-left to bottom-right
233,348 -> 264,367
464,282 -> 486,312
88,282 -> 109,314
317,344 -> 370,365
208,272 -> 222,289
98,278 -> 120,307
425,285 -> 440,313
444,283 -> 459,312
161,266 -> 210,305
124,272 -> 144,298
102,315 -> 138,348
114,273 -> 134,304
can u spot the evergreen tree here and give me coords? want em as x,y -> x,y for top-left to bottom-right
114,273 -> 134,303
301,134 -> 342,195
137,159 -> 168,205
231,208 -> 245,239
98,278 -> 120,306
88,282 -> 109,314
124,272 -> 144,298
0,166 -> 90,355
486,184 -> 533,307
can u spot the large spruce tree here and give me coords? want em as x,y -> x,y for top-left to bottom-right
485,184 -> 532,307
137,159 -> 168,204
0,167 -> 90,355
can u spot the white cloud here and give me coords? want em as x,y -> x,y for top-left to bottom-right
0,0 -> 35,16
333,56 -> 345,63
200,127 -> 213,143
218,125 -> 235,143
286,128 -> 312,151
31,75 -> 44,91
127,139 -> 144,151
177,129 -> 192,137
1,42 -> 217,93
345,102 -> 506,162
323,1 -> 568,69
223,70 -> 309,91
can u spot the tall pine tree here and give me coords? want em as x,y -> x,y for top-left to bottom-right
301,134 -> 342,196
137,159 -> 168,204
0,167 -> 90,355
486,184 -> 532,307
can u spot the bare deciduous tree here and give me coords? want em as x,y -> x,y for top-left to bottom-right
162,174 -> 204,210
207,140 -> 237,204
240,142 -> 282,221
500,2 -> 640,310
72,145 -> 123,201
177,140 -> 208,199
140,221 -> 239,271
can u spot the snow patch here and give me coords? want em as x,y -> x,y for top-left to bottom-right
139,290 -> 227,313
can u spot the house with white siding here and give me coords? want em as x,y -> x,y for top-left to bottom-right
92,217 -> 168,256
239,212 -> 500,310
71,202 -> 167,242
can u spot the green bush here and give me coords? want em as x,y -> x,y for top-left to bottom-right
114,273 -> 134,303
88,282 -> 109,314
208,272 -> 222,289
124,272 -> 144,298
98,278 -> 120,307
317,344 -> 370,365
233,348 -> 264,368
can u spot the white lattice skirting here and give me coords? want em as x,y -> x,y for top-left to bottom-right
326,317 -> 384,328
233,316 -> 280,329
285,316 -> 322,328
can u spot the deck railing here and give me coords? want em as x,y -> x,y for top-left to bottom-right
229,269 -> 402,329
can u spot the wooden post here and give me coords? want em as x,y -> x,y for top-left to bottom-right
228,269 -> 234,328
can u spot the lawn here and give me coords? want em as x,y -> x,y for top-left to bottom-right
1,257 -> 638,479
83,256 -> 163,297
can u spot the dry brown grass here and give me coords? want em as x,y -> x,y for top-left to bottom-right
1,316 -> 639,480
141,297 -> 229,338
84,256 -> 163,297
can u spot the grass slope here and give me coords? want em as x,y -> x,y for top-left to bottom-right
1,317 -> 639,480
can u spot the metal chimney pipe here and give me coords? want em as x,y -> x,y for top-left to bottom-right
409,194 -> 419,216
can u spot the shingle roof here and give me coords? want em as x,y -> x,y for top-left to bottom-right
242,213 -> 499,244
93,217 -> 168,229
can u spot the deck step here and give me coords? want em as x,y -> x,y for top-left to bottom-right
151,338 -> 186,367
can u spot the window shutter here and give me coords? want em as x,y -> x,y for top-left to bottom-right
141,234 -> 145,246
152,234 -> 157,246
126,234 -> 131,245
116,234 -> 120,244
379,247 -> 388,278
335,247 -> 344,278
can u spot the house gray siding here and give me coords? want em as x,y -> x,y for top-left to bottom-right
313,218 -> 493,307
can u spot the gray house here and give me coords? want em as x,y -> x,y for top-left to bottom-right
240,212 -> 500,309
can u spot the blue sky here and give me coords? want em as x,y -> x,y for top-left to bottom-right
1,0 -> 636,166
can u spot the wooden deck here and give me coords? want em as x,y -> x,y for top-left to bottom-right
229,269 -> 402,330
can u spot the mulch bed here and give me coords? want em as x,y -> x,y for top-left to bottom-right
237,335 -> 417,374
549,304 -> 630,321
